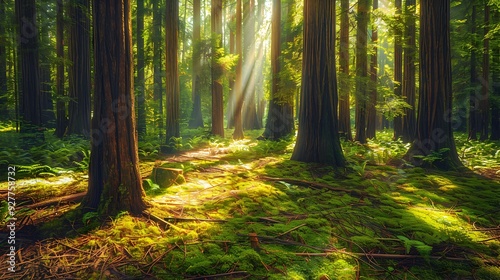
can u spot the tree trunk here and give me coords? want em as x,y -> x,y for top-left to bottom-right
366,0 -> 378,139
243,0 -> 260,130
38,19 -> 55,128
0,0 -> 8,120
491,11 -> 500,140
404,0 -> 463,170
188,0 -> 204,129
291,0 -> 345,166
165,0 -> 180,151
261,0 -> 293,140
393,0 -> 403,140
55,0 -> 67,138
338,0 -> 352,141
211,0 -> 225,137
227,13 -> 235,129
153,0 -> 163,140
355,0 -> 370,144
67,0 -> 91,137
16,0 -> 43,138
480,3 -> 490,140
401,0 -> 416,142
469,4 -> 478,140
83,0 -> 147,216
136,0 -> 146,137
233,0 -> 244,140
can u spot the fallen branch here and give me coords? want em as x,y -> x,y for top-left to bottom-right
276,224 -> 307,238
142,211 -> 189,233
28,192 -> 86,209
185,271 -> 249,280
294,252 -> 470,261
259,175 -> 355,193
164,217 -> 227,223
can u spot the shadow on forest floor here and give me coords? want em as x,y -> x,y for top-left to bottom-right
1,130 -> 500,279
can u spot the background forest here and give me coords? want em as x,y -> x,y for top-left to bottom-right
0,0 -> 500,279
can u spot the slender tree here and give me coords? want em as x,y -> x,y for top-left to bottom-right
233,0 -> 244,139
16,0 -> 42,136
189,0 -> 204,128
165,0 -> 180,150
153,0 -> 163,139
393,0 -> 403,139
355,0 -> 370,144
243,0 -> 260,130
261,0 -> 293,140
83,0 -> 147,215
136,0 -> 146,137
0,0 -> 8,119
67,0 -> 91,136
338,0 -> 352,140
55,0 -> 67,138
227,11 -> 236,129
401,0 -> 416,142
469,4 -> 478,140
491,10 -> 500,140
211,0 -> 224,137
480,3 -> 490,140
404,0 -> 463,170
366,0 -> 378,139
291,0 -> 345,166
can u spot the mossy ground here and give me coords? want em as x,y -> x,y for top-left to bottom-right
1,129 -> 499,279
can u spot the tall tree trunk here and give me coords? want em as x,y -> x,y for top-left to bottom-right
165,0 -> 180,151
255,0 -> 265,126
491,10 -> 500,140
401,0 -> 416,142
67,0 -> 91,136
366,0 -> 378,139
338,0 -> 352,140
243,0 -> 259,130
469,4 -> 478,140
480,3 -> 490,140
227,13 -> 235,129
393,0 -> 403,139
39,18 -> 55,128
83,0 -> 147,216
405,0 -> 463,170
0,0 -> 8,120
355,0 -> 370,144
153,0 -> 163,140
189,0 -> 204,128
233,0 -> 244,139
211,0 -> 224,137
261,0 -> 293,140
16,0 -> 43,138
136,0 -> 146,137
55,0 -> 67,138
291,0 -> 345,166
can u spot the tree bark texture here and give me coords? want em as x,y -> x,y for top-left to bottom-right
366,0 -> 378,139
84,0 -> 147,215
355,0 -> 370,144
405,0 -> 463,170
165,0 -> 180,148
401,0 -> 416,142
233,0 -> 244,139
393,0 -> 403,139
55,0 -> 67,138
67,0 -> 91,136
211,0 -> 224,137
189,0 -> 204,128
338,0 -> 352,141
136,0 -> 147,137
291,0 -> 345,167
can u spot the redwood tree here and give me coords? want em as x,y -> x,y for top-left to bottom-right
55,0 -> 67,138
338,0 -> 352,140
404,0 -> 463,170
354,0 -> 370,144
401,0 -> 417,142
16,0 -> 42,135
165,0 -> 180,149
261,0 -> 293,140
211,0 -> 225,137
291,0 -> 344,166
366,0 -> 378,139
479,3 -> 490,141
188,0 -> 204,128
136,0 -> 146,137
83,0 -> 147,215
233,0 -> 244,140
0,0 -> 8,119
67,0 -> 91,136
393,0 -> 403,139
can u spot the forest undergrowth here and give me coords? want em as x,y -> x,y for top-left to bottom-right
0,126 -> 500,279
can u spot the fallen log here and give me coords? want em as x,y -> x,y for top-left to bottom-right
27,192 -> 86,209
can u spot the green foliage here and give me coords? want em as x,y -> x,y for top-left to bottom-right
397,235 -> 433,257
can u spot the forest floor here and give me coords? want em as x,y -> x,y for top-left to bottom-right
0,129 -> 500,279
